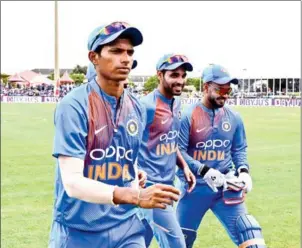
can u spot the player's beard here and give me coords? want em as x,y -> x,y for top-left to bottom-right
171,82 -> 184,96
209,95 -> 226,108
164,81 -> 184,96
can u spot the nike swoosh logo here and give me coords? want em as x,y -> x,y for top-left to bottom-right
161,118 -> 169,124
95,125 -> 107,135
196,127 -> 206,133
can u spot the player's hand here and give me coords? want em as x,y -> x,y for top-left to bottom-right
202,167 -> 225,192
138,184 -> 180,209
138,170 -> 147,188
183,166 -> 196,193
238,172 -> 252,193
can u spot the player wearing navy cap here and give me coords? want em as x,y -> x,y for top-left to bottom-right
49,21 -> 180,248
176,64 -> 266,248
138,54 -> 196,248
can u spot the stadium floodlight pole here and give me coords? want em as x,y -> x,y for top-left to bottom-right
54,0 -> 60,97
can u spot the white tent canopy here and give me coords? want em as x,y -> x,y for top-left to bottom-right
30,74 -> 54,86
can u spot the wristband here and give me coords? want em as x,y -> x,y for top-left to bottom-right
199,165 -> 210,177
238,166 -> 249,174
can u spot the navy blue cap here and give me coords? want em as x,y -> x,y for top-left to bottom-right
202,64 -> 238,84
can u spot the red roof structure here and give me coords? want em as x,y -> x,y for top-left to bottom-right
8,70 -> 39,86
60,71 -> 74,84
8,73 -> 27,83
18,70 -> 38,82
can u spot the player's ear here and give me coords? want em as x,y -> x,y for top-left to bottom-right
157,70 -> 163,82
204,83 -> 209,93
88,51 -> 99,66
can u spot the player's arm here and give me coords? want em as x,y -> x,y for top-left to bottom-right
231,113 -> 253,192
59,156 -> 119,204
176,147 -> 188,170
59,155 -> 179,207
231,113 -> 249,173
178,106 -> 205,175
176,147 -> 196,192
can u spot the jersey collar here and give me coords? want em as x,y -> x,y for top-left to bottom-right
91,78 -> 125,108
154,88 -> 174,105
199,101 -> 221,116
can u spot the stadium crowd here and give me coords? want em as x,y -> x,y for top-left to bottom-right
0,83 -> 75,97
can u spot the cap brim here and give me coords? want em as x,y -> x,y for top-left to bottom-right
213,77 -> 239,85
159,62 -> 193,72
91,27 -> 143,51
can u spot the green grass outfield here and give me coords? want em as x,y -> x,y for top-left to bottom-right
1,104 -> 300,248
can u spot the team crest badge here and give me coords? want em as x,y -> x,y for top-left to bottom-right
222,121 -> 231,132
126,119 -> 138,136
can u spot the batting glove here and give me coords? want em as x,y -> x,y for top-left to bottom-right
238,172 -> 252,193
200,165 -> 225,192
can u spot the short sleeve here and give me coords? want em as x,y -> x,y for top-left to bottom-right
52,100 -> 88,160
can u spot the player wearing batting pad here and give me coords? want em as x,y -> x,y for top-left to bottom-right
176,64 -> 266,248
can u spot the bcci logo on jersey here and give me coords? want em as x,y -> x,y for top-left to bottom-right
222,121 -> 231,132
127,119 -> 138,136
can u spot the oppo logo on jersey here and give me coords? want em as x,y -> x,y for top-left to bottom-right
196,139 -> 231,149
194,139 -> 231,161
90,146 -> 133,162
156,130 -> 179,156
159,130 -> 179,143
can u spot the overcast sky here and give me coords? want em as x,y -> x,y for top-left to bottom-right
1,1 -> 301,78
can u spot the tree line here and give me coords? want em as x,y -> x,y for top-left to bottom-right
1,64 -> 203,92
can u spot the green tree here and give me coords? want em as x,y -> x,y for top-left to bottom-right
72,65 -> 87,75
143,75 -> 159,92
70,73 -> 85,85
186,77 -> 202,91
47,73 -> 54,80
47,72 -> 64,81
127,78 -> 135,88
1,73 -> 10,84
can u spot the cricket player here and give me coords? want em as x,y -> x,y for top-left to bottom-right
138,54 -> 197,248
176,64 -> 266,248
49,21 -> 181,248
